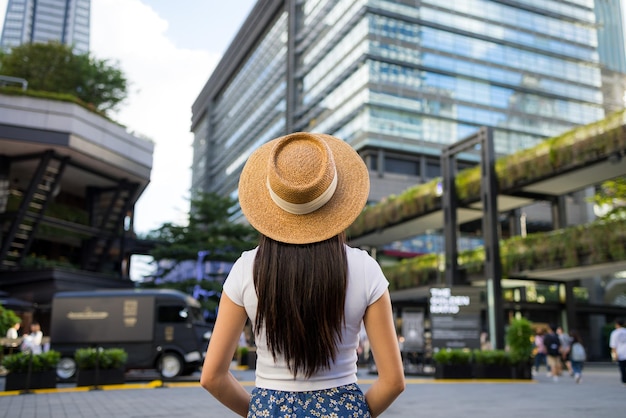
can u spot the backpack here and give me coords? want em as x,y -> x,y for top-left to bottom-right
545,333 -> 560,356
571,342 -> 586,362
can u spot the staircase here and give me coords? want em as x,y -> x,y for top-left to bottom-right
0,151 -> 67,269
82,181 -> 137,271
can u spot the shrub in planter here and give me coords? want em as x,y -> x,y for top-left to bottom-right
472,349 -> 513,379
433,348 -> 472,379
506,318 -> 534,379
2,350 -> 60,391
75,347 -> 128,370
237,346 -> 249,366
75,347 -> 128,386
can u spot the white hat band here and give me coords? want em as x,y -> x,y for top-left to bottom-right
267,168 -> 338,215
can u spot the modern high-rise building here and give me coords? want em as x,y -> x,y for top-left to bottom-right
0,0 -> 90,54
594,0 -> 626,73
594,0 -> 626,113
192,0 -> 604,212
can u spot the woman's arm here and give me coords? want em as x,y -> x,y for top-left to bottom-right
200,293 -> 251,417
363,290 -> 405,417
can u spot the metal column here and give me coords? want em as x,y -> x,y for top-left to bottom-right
441,127 -> 505,349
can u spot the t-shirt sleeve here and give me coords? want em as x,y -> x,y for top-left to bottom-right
222,255 -> 246,307
361,250 -> 389,306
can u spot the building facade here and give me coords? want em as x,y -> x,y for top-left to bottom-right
192,0 -> 604,212
0,92 -> 153,333
594,0 -> 626,114
0,0 -> 90,54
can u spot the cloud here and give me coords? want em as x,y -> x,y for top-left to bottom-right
91,0 -> 221,233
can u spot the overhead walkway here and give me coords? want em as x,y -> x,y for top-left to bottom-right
347,109 -> 626,289
380,217 -> 626,291
347,110 -> 626,249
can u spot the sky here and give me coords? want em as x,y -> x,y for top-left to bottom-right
0,0 -> 256,234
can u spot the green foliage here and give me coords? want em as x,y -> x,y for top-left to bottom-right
0,304 -> 21,337
472,349 -> 511,366
145,192 -> 258,280
74,347 -> 128,370
432,348 -> 472,365
590,176 -> 626,220
0,41 -> 127,112
506,318 -> 534,364
2,350 -> 60,373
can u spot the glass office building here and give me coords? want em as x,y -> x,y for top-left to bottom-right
0,0 -> 91,54
191,0 -> 605,208
593,0 -> 626,113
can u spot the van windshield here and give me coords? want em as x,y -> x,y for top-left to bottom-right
189,306 -> 206,323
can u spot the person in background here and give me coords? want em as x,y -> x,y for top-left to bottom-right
544,324 -> 561,382
21,322 -> 43,354
568,330 -> 586,384
557,326 -> 573,376
200,132 -> 405,417
480,331 -> 492,351
5,321 -> 20,339
533,327 -> 548,375
609,318 -> 626,385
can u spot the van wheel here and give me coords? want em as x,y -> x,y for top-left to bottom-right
57,357 -> 77,380
159,353 -> 183,378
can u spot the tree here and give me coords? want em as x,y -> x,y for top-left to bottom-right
0,41 -> 127,112
0,304 -> 21,337
145,192 -> 258,279
591,176 -> 626,219
143,193 -> 257,319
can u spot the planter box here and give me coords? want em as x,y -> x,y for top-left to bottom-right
473,364 -> 513,379
434,364 -> 473,379
247,349 -> 257,370
4,370 -> 57,391
511,363 -> 532,380
76,368 -> 125,387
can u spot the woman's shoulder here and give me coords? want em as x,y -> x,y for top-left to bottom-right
345,245 -> 373,259
238,247 -> 258,263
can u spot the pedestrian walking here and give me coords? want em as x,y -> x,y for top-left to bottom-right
557,326 -> 573,376
544,324 -> 561,381
533,327 -> 548,375
200,132 -> 405,417
609,318 -> 626,385
569,330 -> 586,384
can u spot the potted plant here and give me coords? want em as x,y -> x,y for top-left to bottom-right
472,349 -> 513,379
2,350 -> 60,391
506,318 -> 534,379
432,348 -> 472,379
75,347 -> 128,387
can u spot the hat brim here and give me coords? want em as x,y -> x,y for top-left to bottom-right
238,133 -> 369,244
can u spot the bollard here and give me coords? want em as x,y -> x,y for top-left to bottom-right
91,346 -> 103,391
20,350 -> 34,395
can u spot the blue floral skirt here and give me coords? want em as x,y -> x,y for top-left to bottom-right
247,383 -> 371,418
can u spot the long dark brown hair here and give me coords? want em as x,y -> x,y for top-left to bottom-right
253,233 -> 347,378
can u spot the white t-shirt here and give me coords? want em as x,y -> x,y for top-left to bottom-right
609,327 -> 626,361
223,245 -> 389,391
6,327 -> 18,339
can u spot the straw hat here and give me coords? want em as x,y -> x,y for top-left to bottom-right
238,132 -> 369,244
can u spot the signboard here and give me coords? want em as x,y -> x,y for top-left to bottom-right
429,287 -> 482,350
401,310 -> 424,352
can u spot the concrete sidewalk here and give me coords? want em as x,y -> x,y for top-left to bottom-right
0,364 -> 623,417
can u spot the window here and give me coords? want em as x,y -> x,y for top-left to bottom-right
158,306 -> 188,323
385,157 -> 420,176
426,161 -> 441,178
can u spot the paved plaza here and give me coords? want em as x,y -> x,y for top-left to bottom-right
0,364 -> 623,417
